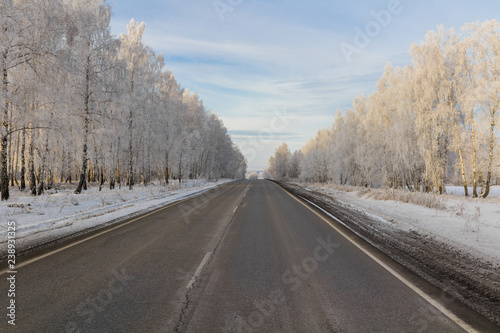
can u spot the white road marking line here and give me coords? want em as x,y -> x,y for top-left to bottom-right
279,185 -> 477,333
233,206 -> 238,214
186,252 -> 212,290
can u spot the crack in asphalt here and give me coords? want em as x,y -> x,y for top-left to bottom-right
172,183 -> 251,332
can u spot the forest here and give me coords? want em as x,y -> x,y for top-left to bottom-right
0,0 -> 247,201
268,21 -> 500,198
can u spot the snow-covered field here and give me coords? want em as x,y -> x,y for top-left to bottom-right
300,183 -> 500,265
0,179 -> 234,256
446,185 -> 500,197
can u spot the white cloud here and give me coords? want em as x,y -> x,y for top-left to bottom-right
110,0 -> 500,169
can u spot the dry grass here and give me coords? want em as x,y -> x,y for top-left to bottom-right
313,182 -> 358,193
363,188 -> 447,210
301,182 -> 448,211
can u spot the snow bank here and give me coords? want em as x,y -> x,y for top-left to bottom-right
0,179 -> 234,255
301,183 -> 500,265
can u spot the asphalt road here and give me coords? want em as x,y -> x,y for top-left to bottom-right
0,180 -> 495,332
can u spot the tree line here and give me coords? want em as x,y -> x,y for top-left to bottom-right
0,0 -> 246,200
268,21 -> 500,198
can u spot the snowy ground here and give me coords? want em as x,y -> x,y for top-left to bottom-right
0,179 -> 234,257
445,185 -> 500,197
298,183 -> 500,266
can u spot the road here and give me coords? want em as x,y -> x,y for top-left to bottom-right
1,180 -> 496,332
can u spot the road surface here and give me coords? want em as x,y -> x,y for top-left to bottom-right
1,180 -> 497,332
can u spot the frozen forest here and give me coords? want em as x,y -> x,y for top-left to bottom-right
268,21 -> 500,198
0,0 -> 247,200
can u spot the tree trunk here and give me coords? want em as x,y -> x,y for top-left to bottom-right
66,151 -> 72,183
29,125 -> 36,195
12,129 -> 19,186
482,106 -> 497,198
178,150 -> 183,185
441,122 -> 449,194
434,121 -> 443,194
61,148 -> 66,184
165,151 -> 169,185
383,141 -> 389,189
99,166 -> 103,191
48,169 -> 54,190
424,108 -> 435,193
20,127 -> 26,190
128,106 -> 133,190
147,134 -> 151,185
450,96 -> 468,196
38,110 -> 54,195
75,60 -> 91,194
470,108 -> 478,198
127,69 -> 135,191
8,110 -> 13,187
92,135 -> 98,183
116,136 -> 121,188
1,55 -> 10,200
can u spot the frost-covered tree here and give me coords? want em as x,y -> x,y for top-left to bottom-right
289,149 -> 303,179
271,20 -> 499,197
1,1 -> 246,200
61,0 -> 119,194
268,142 -> 292,180
1,0 -> 49,199
118,19 -> 151,190
467,20 -> 500,197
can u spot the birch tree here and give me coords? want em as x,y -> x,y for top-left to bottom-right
469,20 -> 500,198
118,19 -> 150,190
61,0 -> 119,194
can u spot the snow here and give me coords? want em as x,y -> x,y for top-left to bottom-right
0,180 -> 234,256
301,184 -> 500,265
446,185 -> 500,196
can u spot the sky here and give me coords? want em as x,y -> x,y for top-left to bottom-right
109,0 -> 499,171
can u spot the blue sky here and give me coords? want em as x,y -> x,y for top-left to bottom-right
109,0 -> 499,170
